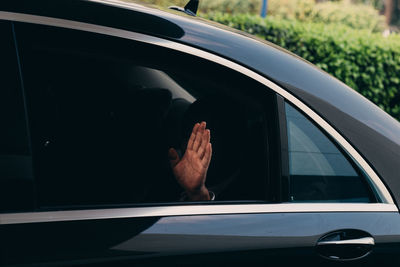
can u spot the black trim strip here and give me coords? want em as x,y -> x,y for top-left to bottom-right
276,94 -> 290,202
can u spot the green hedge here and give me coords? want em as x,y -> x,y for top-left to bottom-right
204,13 -> 400,120
306,1 -> 385,32
199,0 -> 260,14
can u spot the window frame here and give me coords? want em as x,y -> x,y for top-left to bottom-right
276,95 -> 290,202
0,20 -> 36,213
0,12 -> 393,219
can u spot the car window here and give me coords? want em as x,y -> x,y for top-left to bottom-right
0,21 -> 34,213
285,102 -> 374,202
16,23 -> 275,208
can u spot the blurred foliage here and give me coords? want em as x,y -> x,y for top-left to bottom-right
133,0 -> 261,13
199,0 -> 261,14
308,1 -> 385,32
136,0 -> 314,16
137,0 -> 385,32
267,0 -> 385,32
350,0 -> 384,10
205,13 -> 400,120
267,0 -> 316,20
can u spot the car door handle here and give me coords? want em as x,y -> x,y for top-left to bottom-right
317,237 -> 375,246
316,230 -> 374,261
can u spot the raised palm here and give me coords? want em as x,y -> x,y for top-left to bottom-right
168,122 -> 212,201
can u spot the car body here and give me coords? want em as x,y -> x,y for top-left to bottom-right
1,0 -> 400,266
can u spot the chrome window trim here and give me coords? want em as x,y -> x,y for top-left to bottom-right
0,11 -> 393,205
0,203 -> 397,225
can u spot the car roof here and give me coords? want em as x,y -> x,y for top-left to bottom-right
2,0 -> 400,206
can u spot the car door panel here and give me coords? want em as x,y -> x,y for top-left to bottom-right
112,212 -> 400,266
3,210 -> 400,266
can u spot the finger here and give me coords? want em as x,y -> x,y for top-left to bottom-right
168,148 -> 180,168
187,123 -> 200,150
201,143 -> 212,168
198,129 -> 210,159
193,121 -> 206,152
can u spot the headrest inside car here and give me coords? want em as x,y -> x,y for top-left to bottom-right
181,94 -> 246,186
130,88 -> 172,118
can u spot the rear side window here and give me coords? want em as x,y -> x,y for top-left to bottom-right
16,23 -> 273,208
285,102 -> 374,202
0,21 -> 33,212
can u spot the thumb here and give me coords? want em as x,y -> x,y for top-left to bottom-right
168,148 -> 180,168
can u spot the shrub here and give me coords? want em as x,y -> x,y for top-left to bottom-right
267,0 -> 384,33
199,0 -> 260,15
267,0 -> 316,21
309,1 -> 385,32
205,13 -> 400,120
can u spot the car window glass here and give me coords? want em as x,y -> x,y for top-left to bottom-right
16,23 -> 274,208
285,102 -> 374,202
0,21 -> 34,213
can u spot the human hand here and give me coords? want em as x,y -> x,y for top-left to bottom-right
168,121 -> 212,201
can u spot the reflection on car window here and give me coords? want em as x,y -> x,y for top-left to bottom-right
285,102 -> 373,203
17,23 -> 272,207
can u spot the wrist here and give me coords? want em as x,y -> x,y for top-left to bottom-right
186,185 -> 210,201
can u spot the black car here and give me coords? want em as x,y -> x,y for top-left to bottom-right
1,0 -> 400,266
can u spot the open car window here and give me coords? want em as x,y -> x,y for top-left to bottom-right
15,22 -> 277,208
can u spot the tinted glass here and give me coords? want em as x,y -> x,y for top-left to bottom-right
285,102 -> 373,202
16,23 -> 272,207
0,21 -> 33,212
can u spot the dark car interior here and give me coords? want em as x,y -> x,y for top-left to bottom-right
14,23 -> 274,209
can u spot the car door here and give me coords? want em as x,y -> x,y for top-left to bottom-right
1,13 -> 400,267
3,17 -> 274,266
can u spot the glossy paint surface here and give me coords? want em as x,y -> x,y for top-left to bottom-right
3,212 -> 400,266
